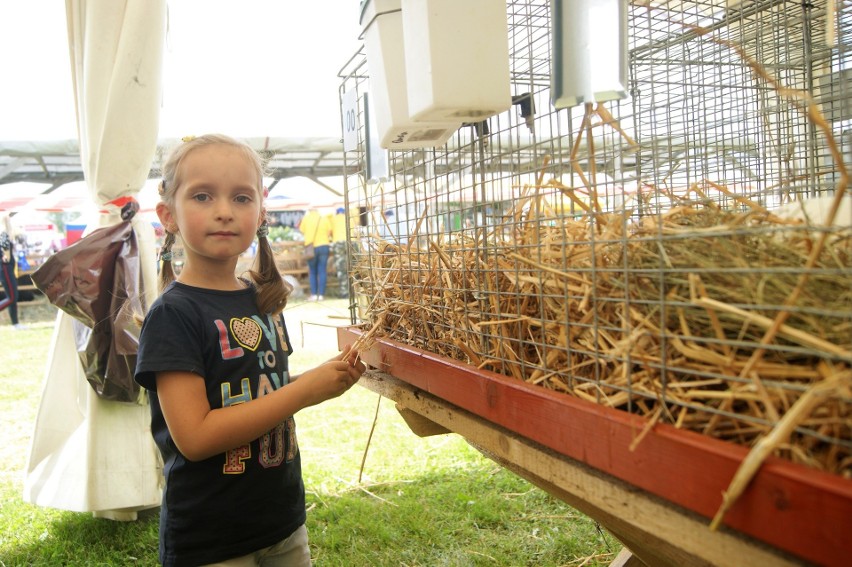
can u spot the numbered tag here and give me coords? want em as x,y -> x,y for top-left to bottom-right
342,89 -> 359,152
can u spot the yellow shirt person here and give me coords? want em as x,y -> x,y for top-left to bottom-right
298,209 -> 332,301
298,209 -> 332,247
331,208 -> 347,243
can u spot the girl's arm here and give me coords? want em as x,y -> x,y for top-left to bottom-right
156,345 -> 365,461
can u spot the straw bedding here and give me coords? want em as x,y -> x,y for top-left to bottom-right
353,194 -> 852,481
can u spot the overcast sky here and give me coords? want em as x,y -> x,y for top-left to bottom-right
0,1 -> 363,141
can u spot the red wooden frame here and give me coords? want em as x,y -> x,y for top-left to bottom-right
339,327 -> 852,567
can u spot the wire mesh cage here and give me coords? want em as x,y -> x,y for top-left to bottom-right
338,0 -> 852,478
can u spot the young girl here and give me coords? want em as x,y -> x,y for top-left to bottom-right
135,134 -> 365,567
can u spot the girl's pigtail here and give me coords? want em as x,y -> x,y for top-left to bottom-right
250,221 -> 291,315
159,232 -> 177,292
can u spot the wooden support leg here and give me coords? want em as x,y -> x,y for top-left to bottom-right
610,547 -> 647,567
395,406 -> 450,437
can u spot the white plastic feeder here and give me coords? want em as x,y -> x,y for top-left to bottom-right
551,0 -> 629,108
360,0 -> 460,150
401,0 -> 512,122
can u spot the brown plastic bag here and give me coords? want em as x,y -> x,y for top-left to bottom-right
303,243 -> 315,260
32,201 -> 145,403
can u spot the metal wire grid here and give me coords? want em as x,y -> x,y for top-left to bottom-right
339,0 -> 852,471
629,1 -> 835,206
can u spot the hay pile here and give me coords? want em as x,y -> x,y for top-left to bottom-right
353,194 -> 852,478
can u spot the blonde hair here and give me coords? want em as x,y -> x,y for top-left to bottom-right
157,134 -> 291,315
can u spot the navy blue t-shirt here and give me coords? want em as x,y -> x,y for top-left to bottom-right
135,281 -> 305,567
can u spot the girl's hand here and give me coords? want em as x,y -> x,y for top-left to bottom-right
295,344 -> 366,406
330,343 -> 365,369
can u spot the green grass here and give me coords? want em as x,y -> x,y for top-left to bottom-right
0,301 -> 617,566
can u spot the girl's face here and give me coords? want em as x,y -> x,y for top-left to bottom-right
157,144 -> 264,272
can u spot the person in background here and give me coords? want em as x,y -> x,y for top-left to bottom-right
18,239 -> 32,270
135,134 -> 365,567
330,207 -> 349,298
298,208 -> 332,301
0,214 -> 22,329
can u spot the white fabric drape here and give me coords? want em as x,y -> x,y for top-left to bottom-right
24,0 -> 166,519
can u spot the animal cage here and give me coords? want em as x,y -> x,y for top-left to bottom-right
337,0 -> 851,564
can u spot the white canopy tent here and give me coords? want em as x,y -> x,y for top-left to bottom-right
23,0 -> 166,519
0,137 -> 349,215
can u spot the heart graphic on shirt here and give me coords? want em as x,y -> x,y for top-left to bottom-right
230,317 -> 262,351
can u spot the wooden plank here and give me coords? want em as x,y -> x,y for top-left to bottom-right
356,371 -> 804,567
609,548 -> 648,567
340,328 -> 852,567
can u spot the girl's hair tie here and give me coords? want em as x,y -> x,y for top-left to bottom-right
160,251 -> 173,262
256,222 -> 269,238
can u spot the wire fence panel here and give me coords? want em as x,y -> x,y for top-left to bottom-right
338,0 -> 852,477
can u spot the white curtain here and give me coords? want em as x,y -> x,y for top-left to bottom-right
23,0 -> 166,520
